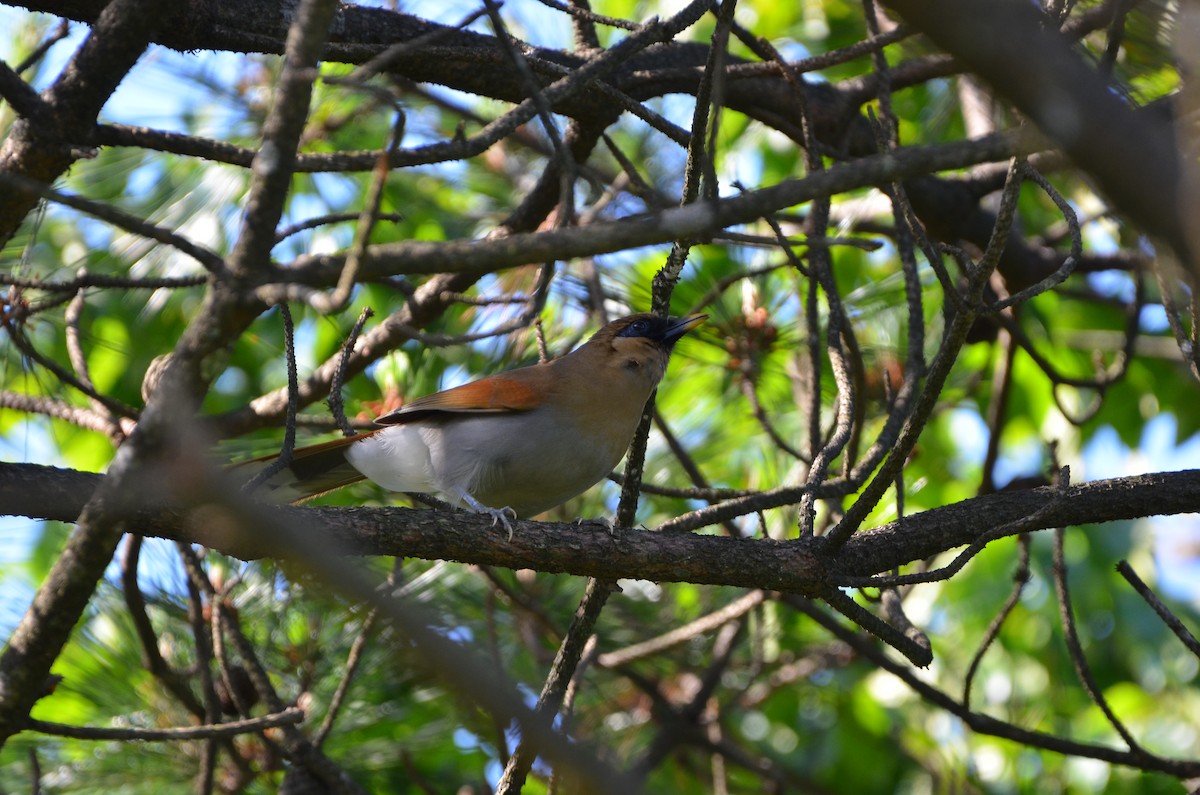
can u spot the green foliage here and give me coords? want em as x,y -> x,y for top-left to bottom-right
2,1 -> 1199,793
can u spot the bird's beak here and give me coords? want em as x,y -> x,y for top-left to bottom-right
664,314 -> 708,344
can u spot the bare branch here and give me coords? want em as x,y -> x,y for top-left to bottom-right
25,708 -> 305,742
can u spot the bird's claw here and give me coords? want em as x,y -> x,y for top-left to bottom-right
485,506 -> 518,541
575,516 -> 617,535
453,488 -> 517,540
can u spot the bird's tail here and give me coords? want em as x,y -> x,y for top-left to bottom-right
236,433 -> 374,503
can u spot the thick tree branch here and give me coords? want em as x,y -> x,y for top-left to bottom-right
13,0 -> 862,147
880,0 -> 1191,271
0,0 -> 336,754
9,0 -> 1085,306
3,462 -> 1198,591
0,0 -> 186,243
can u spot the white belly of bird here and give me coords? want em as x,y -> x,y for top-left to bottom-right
345,409 -> 628,518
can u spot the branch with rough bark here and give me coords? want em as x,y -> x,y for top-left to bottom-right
3,461 -> 1197,590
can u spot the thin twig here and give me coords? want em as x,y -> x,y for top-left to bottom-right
783,594 -> 1200,777
985,163 -> 1082,313
1053,527 -> 1143,753
314,582 -> 390,747
1,319 -> 140,420
120,537 -> 206,718
1116,560 -> 1200,661
963,535 -> 1031,711
547,634 -> 600,795
822,589 -> 932,667
980,328 -> 1017,494
629,619 -> 747,778
0,271 -> 206,291
495,577 -> 618,794
532,0 -> 639,31
276,212 -> 406,243
350,5 -> 493,81
14,19 -> 70,74
329,307 -> 375,436
598,590 -> 766,668
26,708 -> 305,742
0,391 -> 131,436
184,540 -> 361,791
483,0 -> 576,225
824,157 -> 1028,550
243,305 -> 300,491
178,543 -> 229,793
832,467 -> 1071,588
651,410 -> 745,537
0,170 -> 227,275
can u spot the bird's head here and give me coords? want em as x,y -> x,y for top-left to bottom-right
574,313 -> 707,396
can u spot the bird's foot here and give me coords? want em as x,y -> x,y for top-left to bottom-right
455,489 -> 517,540
484,505 -> 518,541
575,516 -> 617,535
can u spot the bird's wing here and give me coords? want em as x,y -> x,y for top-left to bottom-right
376,372 -> 543,425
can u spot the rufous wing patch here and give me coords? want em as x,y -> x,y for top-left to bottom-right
376,374 -> 542,425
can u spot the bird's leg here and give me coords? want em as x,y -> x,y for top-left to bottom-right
452,487 -> 517,540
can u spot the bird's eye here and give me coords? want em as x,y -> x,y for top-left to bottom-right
624,358 -> 641,370
619,319 -> 651,338
624,321 -> 652,338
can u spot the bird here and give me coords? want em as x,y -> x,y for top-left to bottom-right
244,313 -> 706,532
